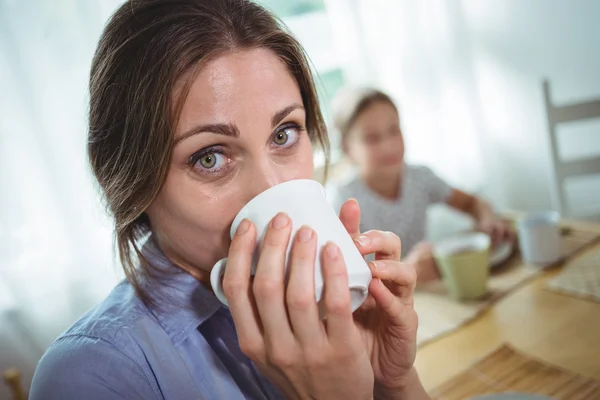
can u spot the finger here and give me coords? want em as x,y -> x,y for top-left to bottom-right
492,225 -> 503,245
480,224 -> 493,237
499,226 -> 508,244
501,223 -> 513,243
368,260 -> 417,303
483,225 -> 496,246
321,242 -> 354,340
507,225 -> 517,242
286,226 -> 323,346
338,198 -> 361,238
354,230 -> 402,261
253,212 -> 294,341
369,278 -> 418,329
223,219 -> 264,357
489,230 -> 498,246
356,293 -> 377,312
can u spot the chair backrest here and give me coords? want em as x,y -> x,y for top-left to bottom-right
3,369 -> 27,400
543,79 -> 600,218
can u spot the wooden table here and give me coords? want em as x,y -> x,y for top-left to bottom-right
415,237 -> 600,391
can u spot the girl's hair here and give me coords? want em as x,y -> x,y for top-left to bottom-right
331,87 -> 397,143
88,0 -> 329,303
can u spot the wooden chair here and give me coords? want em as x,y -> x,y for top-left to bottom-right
3,368 -> 27,400
543,79 -> 600,218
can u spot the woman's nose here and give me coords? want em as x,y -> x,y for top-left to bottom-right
243,159 -> 286,202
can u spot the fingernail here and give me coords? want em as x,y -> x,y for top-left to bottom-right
355,235 -> 371,247
236,219 -> 250,235
324,242 -> 339,260
369,261 -> 385,270
271,213 -> 289,229
297,226 -> 313,243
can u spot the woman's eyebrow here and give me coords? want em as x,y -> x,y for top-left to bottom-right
271,103 -> 304,128
175,103 -> 304,145
175,122 -> 240,145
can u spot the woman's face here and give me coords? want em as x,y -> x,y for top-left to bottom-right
146,48 -> 314,280
345,101 -> 404,177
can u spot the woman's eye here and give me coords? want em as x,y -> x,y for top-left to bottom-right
273,125 -> 299,147
200,153 -> 217,168
192,151 -> 226,171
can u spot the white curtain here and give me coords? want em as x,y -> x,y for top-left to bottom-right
0,0 -> 124,376
324,0 -> 489,193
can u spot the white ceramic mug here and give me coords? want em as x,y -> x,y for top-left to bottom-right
210,179 -> 372,314
518,211 -> 561,265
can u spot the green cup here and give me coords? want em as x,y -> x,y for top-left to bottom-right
433,232 -> 491,300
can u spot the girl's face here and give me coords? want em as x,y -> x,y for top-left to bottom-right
146,48 -> 314,280
345,101 -> 404,177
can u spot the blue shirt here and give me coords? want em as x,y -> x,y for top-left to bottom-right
30,237 -> 283,399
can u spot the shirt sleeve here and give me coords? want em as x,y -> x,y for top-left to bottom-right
30,334 -> 160,400
420,166 -> 453,204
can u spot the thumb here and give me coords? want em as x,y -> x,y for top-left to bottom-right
339,198 -> 361,238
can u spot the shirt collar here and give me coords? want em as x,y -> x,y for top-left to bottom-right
140,236 -> 223,345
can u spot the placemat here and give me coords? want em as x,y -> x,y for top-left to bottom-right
547,248 -> 600,302
416,223 -> 600,346
429,344 -> 600,400
415,255 -> 538,345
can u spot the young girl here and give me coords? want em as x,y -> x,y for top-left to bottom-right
30,2 -> 427,399
327,88 -> 513,282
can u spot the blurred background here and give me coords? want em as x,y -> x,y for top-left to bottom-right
1,0 -> 599,397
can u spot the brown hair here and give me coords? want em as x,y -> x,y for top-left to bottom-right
331,87 -> 397,145
88,0 -> 329,303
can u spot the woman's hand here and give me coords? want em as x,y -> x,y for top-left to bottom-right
405,242 -> 440,283
222,212 -> 374,400
338,199 -> 428,399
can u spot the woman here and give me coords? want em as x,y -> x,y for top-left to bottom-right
327,88 -> 513,282
30,1 -> 428,399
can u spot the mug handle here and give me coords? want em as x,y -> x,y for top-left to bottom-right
210,257 -> 229,306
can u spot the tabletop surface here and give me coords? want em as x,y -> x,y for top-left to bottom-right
415,223 -> 600,391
